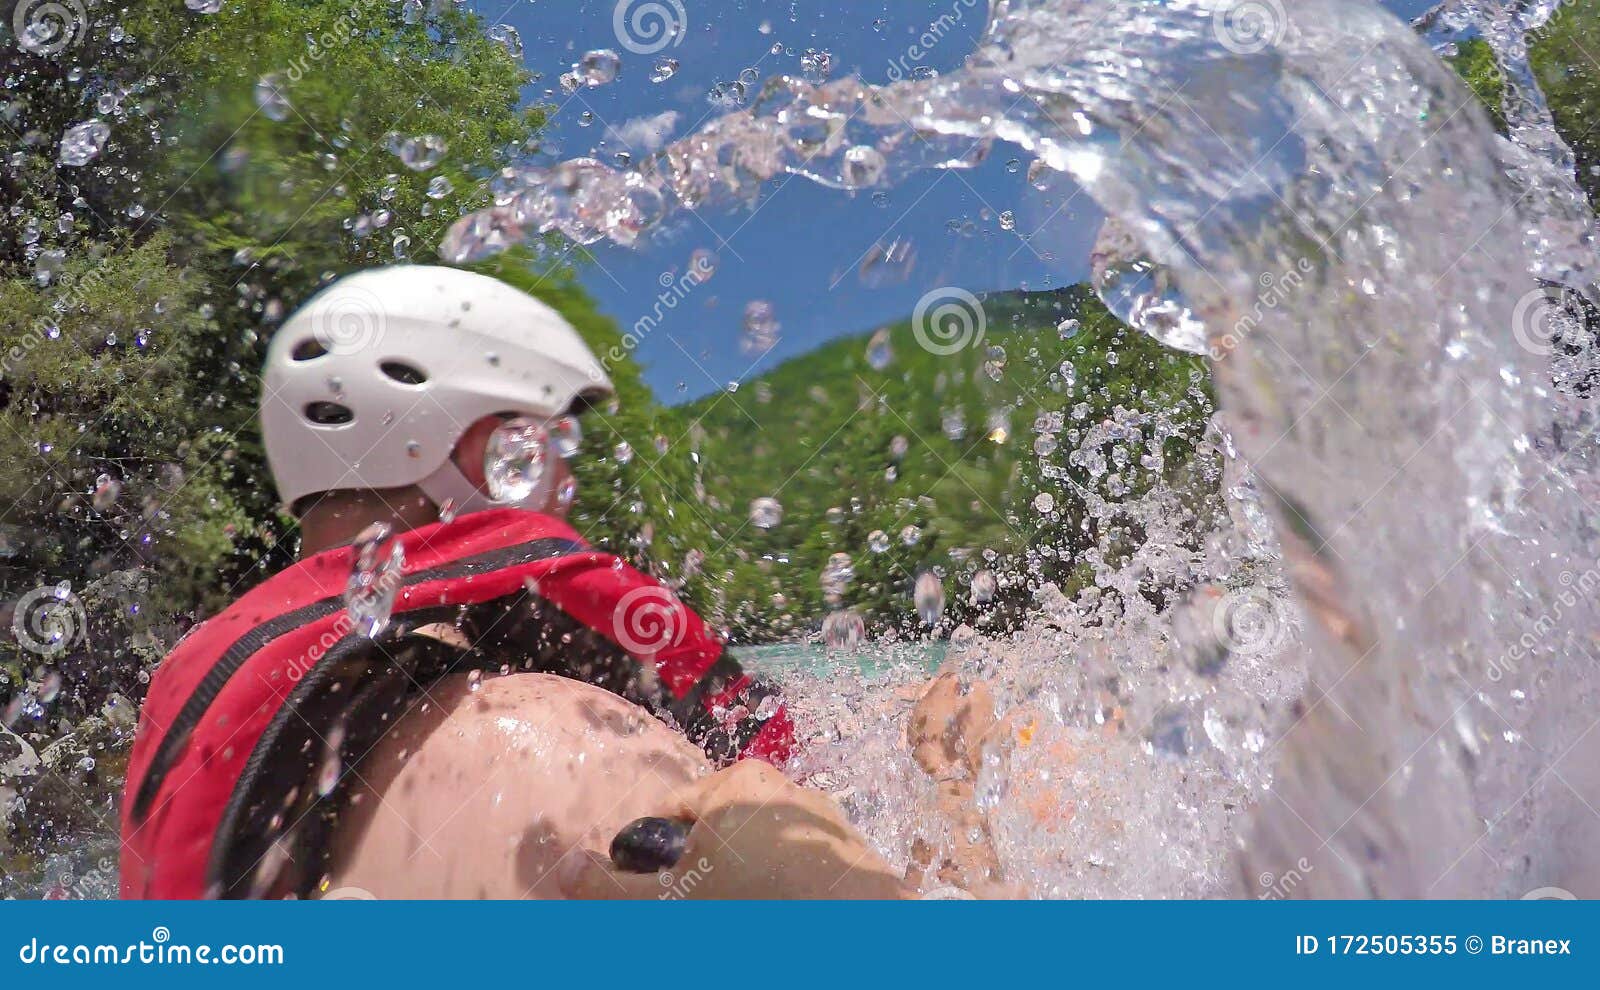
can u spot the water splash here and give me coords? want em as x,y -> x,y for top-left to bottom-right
440,0 -> 1600,897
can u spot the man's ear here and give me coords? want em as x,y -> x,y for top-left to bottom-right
450,415 -> 506,491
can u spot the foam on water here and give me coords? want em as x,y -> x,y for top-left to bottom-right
445,0 -> 1600,897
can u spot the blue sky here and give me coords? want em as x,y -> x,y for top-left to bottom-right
467,0 -> 1437,401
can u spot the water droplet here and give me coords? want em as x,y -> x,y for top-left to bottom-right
741,300 -> 781,355
549,414 -> 583,458
821,553 -> 855,598
579,49 -> 621,87
91,474 -> 121,512
900,525 -> 922,546
749,496 -> 783,529
865,328 -> 893,370
970,569 -> 997,603
800,48 -> 832,83
858,238 -> 917,287
255,75 -> 291,122
485,418 -> 551,504
58,121 -> 110,166
914,573 -> 945,627
345,524 -> 404,638
842,145 -> 886,187
822,609 -> 866,651
1090,217 -> 1207,354
186,0 -> 224,11
942,409 -> 967,440
984,344 -> 1007,381
316,723 -> 346,797
395,133 -> 447,171
488,24 -> 523,59
650,57 -> 679,83
868,530 -> 890,553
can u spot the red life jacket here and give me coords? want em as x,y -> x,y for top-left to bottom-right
119,509 -> 793,899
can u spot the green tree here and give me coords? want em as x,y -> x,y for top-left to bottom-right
0,0 -> 551,714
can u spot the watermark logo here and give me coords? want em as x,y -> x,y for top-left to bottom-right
612,585 -> 688,656
885,0 -> 983,82
1211,0 -> 1287,56
18,927 -> 286,965
657,856 -> 713,899
911,286 -> 986,355
1211,585 -> 1288,656
1258,857 -> 1314,899
2,260 -> 111,382
613,0 -> 686,55
1487,560 -> 1600,683
596,253 -> 714,381
11,584 -> 87,657
310,283 -> 386,355
1209,257 -> 1313,360
1510,285 -> 1590,357
13,0 -> 88,57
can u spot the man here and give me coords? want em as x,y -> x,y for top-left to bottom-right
118,265 -> 809,898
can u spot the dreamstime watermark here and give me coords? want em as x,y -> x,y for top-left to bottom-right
39,855 -> 116,900
612,0 -> 686,55
1258,856 -> 1315,899
17,927 -> 284,966
1211,585 -> 1290,657
595,254 -> 714,381
304,281 -> 387,355
1209,257 -> 1313,360
911,286 -> 986,355
1457,0 -> 1582,85
1521,885 -> 1576,899
2,261 -> 111,381
1211,0 -> 1288,56
282,560 -> 406,683
9,584 -> 87,657
11,0 -> 88,57
612,585 -> 688,656
276,4 -> 365,87
1509,284 -> 1593,358
656,855 -> 713,899
885,0 -> 983,82
1487,559 -> 1600,683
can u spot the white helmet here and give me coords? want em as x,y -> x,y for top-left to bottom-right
260,265 -> 612,515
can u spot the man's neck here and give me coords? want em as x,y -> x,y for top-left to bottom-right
297,487 -> 438,557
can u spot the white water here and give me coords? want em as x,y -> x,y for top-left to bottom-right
442,0 -> 1600,898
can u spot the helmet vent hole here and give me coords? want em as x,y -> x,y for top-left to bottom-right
380,361 -> 428,385
303,401 -> 354,425
290,338 -> 328,361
